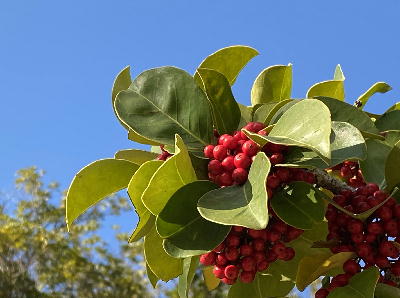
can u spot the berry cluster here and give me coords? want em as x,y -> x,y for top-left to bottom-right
199,217 -> 304,284
316,182 -> 400,297
331,161 -> 365,188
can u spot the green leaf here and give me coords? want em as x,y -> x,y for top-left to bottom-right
196,68 -> 241,134
142,135 -> 197,215
178,256 -> 199,298
66,159 -> 139,230
127,160 -> 163,242
144,226 -> 182,281
194,45 -> 259,85
250,64 -> 292,105
189,153 -> 209,180
197,152 -> 271,229
115,67 -> 214,150
114,149 -> 158,165
385,140 -> 400,192
245,100 -> 332,164
271,182 -> 326,230
386,102 -> 400,113
269,100 -> 299,125
307,80 -> 345,101
228,277 -> 271,298
384,130 -> 400,147
112,66 -> 131,130
375,283 -> 400,298
361,130 -> 385,141
296,252 -> 354,291
252,100 -> 292,124
356,82 -> 392,108
328,267 -> 379,298
316,96 -> 379,134
375,110 -> 400,132
333,64 -> 345,81
360,139 -> 392,186
283,121 -> 367,169
127,129 -> 162,146
203,266 -> 220,290
146,263 -> 159,288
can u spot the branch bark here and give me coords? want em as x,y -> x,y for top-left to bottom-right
307,168 -> 355,194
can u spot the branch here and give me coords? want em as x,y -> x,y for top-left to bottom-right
307,168 -> 355,194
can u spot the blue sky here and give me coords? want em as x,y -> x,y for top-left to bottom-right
1,0 -> 400,294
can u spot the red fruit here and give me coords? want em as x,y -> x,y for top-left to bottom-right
208,159 -> 223,175
395,204 -> 400,218
216,254 -> 228,266
213,145 -> 228,161
248,229 -> 263,239
285,227 -> 304,242
374,190 -> 388,202
232,168 -> 248,184
282,247 -> 295,261
347,220 -> 364,234
367,222 -> 383,235
200,252 -> 216,266
244,122 -> 265,132
226,235 -> 241,247
340,165 -> 352,178
204,145 -> 215,158
272,221 -> 287,234
266,230 -> 281,242
242,140 -> 260,157
232,226 -> 245,233
350,233 -> 364,244
379,241 -> 399,258
213,242 -> 225,253
218,134 -> 231,145
384,219 -> 398,236
219,172 -> 233,186
315,288 -> 329,298
233,131 -> 243,141
375,255 -> 390,268
222,136 -> 238,150
213,266 -> 226,278
331,273 -> 350,286
343,259 -> 360,275
234,153 -> 251,169
365,233 -> 377,243
271,241 -> 286,257
240,244 -> 253,256
265,251 -> 278,262
221,156 -> 235,171
267,175 -> 281,189
385,197 -> 397,208
258,130 -> 267,136
304,172 -> 316,184
254,251 -> 266,263
257,260 -> 269,271
240,271 -> 256,283
276,168 -> 291,182
333,195 -> 347,206
225,246 -> 240,261
365,183 -> 379,195
252,239 -> 266,251
224,265 -> 240,279
221,277 -> 236,285
270,153 -> 284,165
241,256 -> 256,271
377,206 -> 393,221
356,243 -> 372,258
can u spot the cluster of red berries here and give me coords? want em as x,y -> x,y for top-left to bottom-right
156,145 -> 172,161
199,217 -> 304,284
316,182 -> 400,297
331,161 -> 365,188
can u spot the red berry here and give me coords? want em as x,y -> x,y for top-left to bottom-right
234,153 -> 251,169
271,242 -> 286,258
232,225 -> 245,233
219,172 -> 233,186
356,243 -> 372,258
377,206 -> 393,221
315,288 -> 329,298
225,246 -> 240,261
266,230 -> 281,242
216,254 -> 228,266
204,145 -> 215,158
240,271 -> 256,283
270,153 -> 284,165
221,156 -> 235,171
267,175 -> 281,189
242,140 -> 260,157
226,235 -> 241,247
272,221 -> 287,234
343,259 -> 360,275
257,260 -> 269,271
200,252 -> 216,266
233,131 -> 242,141
222,136 -> 238,150
218,134 -> 231,145
365,183 -> 379,195
254,251 -> 266,263
351,233 -> 364,244
241,256 -> 256,271
375,255 -> 390,268
374,190 -> 388,202
367,222 -> 383,234
213,266 -> 226,279
232,168 -> 248,184
276,168 -> 291,182
213,145 -> 228,161
221,277 -> 236,284
240,244 -> 254,256
224,265 -> 240,279
208,159 -> 223,175
379,241 -> 399,258
340,165 -> 352,178
347,220 -> 364,234
248,229 -> 263,239
282,247 -> 295,261
253,239 -> 266,251
213,242 -> 225,253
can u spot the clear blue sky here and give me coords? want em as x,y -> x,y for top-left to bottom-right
1,0 -> 399,293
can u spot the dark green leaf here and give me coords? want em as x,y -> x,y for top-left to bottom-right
385,140 -> 400,192
238,103 -> 252,128
127,160 -> 163,242
197,152 -> 271,229
250,64 -> 292,105
384,130 -> 400,146
356,82 -> 392,108
142,135 -> 197,215
194,45 -> 259,85
307,80 -> 344,101
114,149 -> 158,165
375,110 -> 400,132
271,182 -> 326,229
196,68 -> 241,134
115,67 -> 214,150
360,139 -> 392,186
252,100 -> 292,124
245,100 -> 332,164
66,159 -> 139,230
329,267 -> 379,298
316,96 -> 379,134
189,153 -> 209,180
178,257 -> 199,298
375,283 -> 400,298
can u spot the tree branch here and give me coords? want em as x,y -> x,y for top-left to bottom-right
307,168 -> 355,194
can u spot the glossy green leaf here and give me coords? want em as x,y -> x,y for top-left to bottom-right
360,139 -> 392,187
361,130 -> 385,141
146,263 -> 159,288
127,160 -> 163,242
375,283 -> 400,298
316,96 -> 379,134
268,100 -> 299,125
385,140 -> 400,192
189,153 -> 209,180
196,68 -> 241,134
271,182 -> 326,230
245,100 -> 332,164
127,129 -> 162,146
194,45 -> 259,85
250,64 -> 292,105
115,67 -> 213,150
144,226 -> 182,281
384,130 -> 400,146
197,152 -> 270,229
329,266 -> 379,298
112,66 -> 131,130
333,64 -> 345,81
228,277 -> 273,298
307,80 -> 345,101
375,110 -> 400,132
356,82 -> 392,108
252,100 -> 292,124
283,121 -> 367,169
66,159 -> 139,230
142,135 -> 197,215
114,149 -> 158,165
296,252 -> 354,291
238,103 -> 252,128
203,266 -> 220,290
178,256 -> 199,298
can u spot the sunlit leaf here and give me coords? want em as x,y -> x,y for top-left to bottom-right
178,256 -> 199,298
307,80 -> 344,101
356,82 -> 392,108
115,149 -> 158,165
146,263 -> 159,288
385,140 -> 400,192
203,266 -> 220,291
375,110 -> 400,132
252,100 -> 292,124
